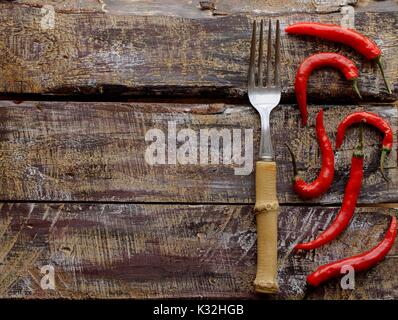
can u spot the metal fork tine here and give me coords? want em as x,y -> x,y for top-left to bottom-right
275,20 -> 281,86
247,19 -> 282,162
266,20 -> 272,86
249,21 -> 257,87
257,20 -> 264,87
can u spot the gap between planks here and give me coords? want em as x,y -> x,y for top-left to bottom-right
0,200 -> 396,209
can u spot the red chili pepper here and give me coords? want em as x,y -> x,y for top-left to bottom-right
295,126 -> 364,250
295,53 -> 361,126
285,22 -> 392,94
285,109 -> 334,199
335,111 -> 393,181
307,215 -> 397,287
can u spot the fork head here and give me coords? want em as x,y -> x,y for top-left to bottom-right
248,19 -> 281,109
248,19 -> 282,161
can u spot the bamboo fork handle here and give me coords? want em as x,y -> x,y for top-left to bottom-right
253,161 -> 279,293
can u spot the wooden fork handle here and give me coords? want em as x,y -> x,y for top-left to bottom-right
253,161 -> 279,293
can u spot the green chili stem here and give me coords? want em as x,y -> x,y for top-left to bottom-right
352,79 -> 362,100
380,149 -> 390,182
353,122 -> 364,158
285,143 -> 298,177
375,56 -> 392,95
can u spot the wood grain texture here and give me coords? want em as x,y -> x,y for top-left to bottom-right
0,4 -> 396,100
0,202 -> 395,299
357,0 -> 398,13
98,0 -> 358,16
0,100 -> 396,204
6,0 -> 395,17
0,0 -> 359,17
1,1 -> 398,301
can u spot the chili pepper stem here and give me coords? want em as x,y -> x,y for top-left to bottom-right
375,56 -> 392,95
352,79 -> 362,100
285,143 -> 299,177
336,111 -> 394,176
380,149 -> 390,182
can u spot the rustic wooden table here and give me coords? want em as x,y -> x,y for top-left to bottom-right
0,0 -> 397,299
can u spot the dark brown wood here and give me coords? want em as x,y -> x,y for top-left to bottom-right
0,3 -> 396,100
0,101 -> 396,204
0,202 -> 395,299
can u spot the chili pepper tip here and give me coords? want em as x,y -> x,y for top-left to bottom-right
352,79 -> 362,100
301,117 -> 308,127
294,243 -> 307,251
306,274 -> 320,287
375,56 -> 392,95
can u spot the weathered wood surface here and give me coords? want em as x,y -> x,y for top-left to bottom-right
1,100 -> 396,204
0,202 -> 395,299
1,0 -> 398,302
0,3 -> 397,100
4,0 -> 395,17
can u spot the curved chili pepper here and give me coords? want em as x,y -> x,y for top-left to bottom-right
285,22 -> 392,94
335,111 -> 393,181
307,215 -> 397,287
295,53 -> 361,126
295,126 -> 364,250
285,109 -> 334,199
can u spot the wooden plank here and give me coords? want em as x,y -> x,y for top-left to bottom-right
0,100 -> 396,204
0,4 -> 396,100
0,202 -> 395,299
8,0 -> 396,17
0,0 -> 359,16
92,0 -> 358,16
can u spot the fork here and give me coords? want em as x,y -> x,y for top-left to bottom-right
248,19 -> 281,293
